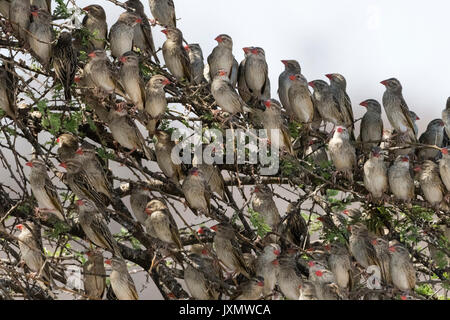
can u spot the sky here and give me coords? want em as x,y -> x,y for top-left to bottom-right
91,0 -> 450,132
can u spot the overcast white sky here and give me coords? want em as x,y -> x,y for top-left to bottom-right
89,0 -> 450,132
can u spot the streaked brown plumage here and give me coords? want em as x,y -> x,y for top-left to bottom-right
81,5 -> 108,51
28,7 -> 53,67
154,130 -> 183,183
130,187 -> 151,225
145,75 -> 170,134
277,251 -> 303,300
192,150 -> 227,200
207,34 -> 238,87
182,167 -> 211,216
109,12 -> 142,59
326,73 -> 354,139
148,0 -> 176,27
0,62 -> 17,120
83,250 -> 106,300
119,51 -> 145,111
53,31 -> 77,101
10,0 -> 30,42
370,237 -> 392,285
327,242 -> 352,289
309,79 -> 343,127
414,160 -> 448,211
278,203 -> 310,250
349,223 -> 377,268
288,73 -> 314,124
439,148 -> 450,193
388,243 -> 416,292
161,27 -> 191,82
251,184 -> 281,232
418,119 -> 445,160
106,256 -> 139,300
185,43 -> 205,85
233,276 -> 265,300
57,133 -> 79,163
278,60 -> 301,117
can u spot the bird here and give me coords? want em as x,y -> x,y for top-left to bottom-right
53,31 -> 77,101
144,75 -> 170,135
309,80 -> 343,128
130,187 -> 152,225
16,222 -> 54,287
278,59 -> 301,117
304,137 -> 329,167
326,242 -> 353,289
118,51 -> 145,111
211,223 -> 252,279
192,149 -> 227,200
237,46 -> 255,104
363,147 -> 389,201
298,280 -> 317,300
326,73 -> 355,139
148,0 -> 176,27
83,250 -> 106,300
107,103 -> 153,160
328,126 -> 356,183
0,0 -> 10,19
75,142 -> 113,203
359,99 -> 383,153
259,99 -> 294,155
287,73 -> 314,124
28,7 -> 53,67
184,244 -> 221,300
30,0 -> 50,12
109,12 -> 143,59
185,43 -> 206,85
307,260 -> 341,300
251,184 -> 281,232
26,158 -> 65,221
239,47 -> 270,104
277,250 -> 303,300
144,198 -> 182,249
442,97 -> 450,139
80,5 -> 108,51
255,244 -> 280,296
84,50 -> 126,97
233,276 -> 265,300
409,111 -> 420,138
161,27 -> 192,82
56,133 -> 79,163
211,69 -> 248,115
182,167 -> 211,216
439,147 -> 450,195
0,62 -> 17,120
154,130 -> 184,183
388,243 -> 416,292
380,78 -> 416,142
9,0 -> 30,42
388,155 -> 415,203
413,160 -> 448,211
418,119 -> 445,160
349,223 -> 378,269
370,237 -> 392,286
59,158 -> 109,212
76,199 -> 122,257
278,203 -> 310,250
207,34 -> 238,87
106,256 -> 139,300
125,0 -> 159,63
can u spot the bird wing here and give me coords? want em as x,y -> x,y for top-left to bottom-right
44,176 -> 64,217
140,17 -> 159,63
90,214 -> 121,256
180,47 -> 192,82
126,272 -> 139,300
168,0 -> 176,27
399,97 -> 417,140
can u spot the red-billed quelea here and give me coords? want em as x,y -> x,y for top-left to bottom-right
28,7 -> 53,67
0,0 -> 10,19
130,187 -> 151,225
298,281 -> 317,300
211,69 -> 248,116
388,243 -> 416,292
16,222 -> 55,287
161,27 -> 192,82
154,130 -> 183,184
81,5 -> 108,50
10,0 -> 30,42
192,149 -> 227,200
349,223 -> 377,269
26,158 -> 65,221
359,99 -> 383,153
277,250 -> 303,300
326,242 -> 352,289
409,111 -> 420,138
380,78 -> 416,142
53,32 -> 77,101
84,50 -> 126,97
119,51 -> 145,111
328,126 -> 356,183
237,46 -> 254,104
309,80 -> 343,128
207,34 -> 238,87
278,60 -> 301,117
413,161 -> 448,211
307,260 -> 341,300
288,74 -> 314,124
370,237 -> 392,286
0,63 -> 17,120
233,276 -> 265,300
363,147 -> 388,202
305,137 -> 329,167
148,0 -> 176,27
83,250 -> 106,300
108,104 -> 153,160
109,12 -> 142,59
144,198 -> 182,249
326,73 -> 355,139
439,148 -> 450,195
388,155 -> 414,203
145,75 -> 170,135
239,47 -> 270,104
255,244 -> 281,296
252,184 -> 281,232
76,199 -> 122,257
442,97 -> 450,139
185,44 -> 205,85
418,119 -> 445,160
279,203 -> 310,250
106,257 -> 139,300
259,99 -> 294,155
182,167 -> 211,216
211,223 -> 252,279
125,0 -> 159,63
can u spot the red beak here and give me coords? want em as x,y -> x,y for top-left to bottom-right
59,163 -> 67,169
31,11 -> 38,17
75,148 -> 84,155
25,162 -> 33,167
210,225 -> 218,231
289,75 -> 296,81
88,52 -> 96,58
243,47 -> 250,54
308,81 -> 315,88
325,74 -> 333,80
273,250 -> 280,256
184,45 -> 190,51
105,259 -> 111,265
257,281 -> 264,287
162,78 -> 171,86
161,29 -> 168,35
359,101 -> 368,107
380,80 -> 389,86
76,200 -> 84,206
264,100 -> 271,108
281,60 -> 288,65
119,56 -> 127,63
215,36 -> 223,43
388,246 -> 396,253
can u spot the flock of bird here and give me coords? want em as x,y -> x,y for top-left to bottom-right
0,0 -> 449,300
